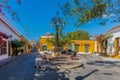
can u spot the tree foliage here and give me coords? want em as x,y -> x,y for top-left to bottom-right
47,35 -> 72,48
60,0 -> 120,27
66,30 -> 90,40
48,30 -> 89,48
11,39 -> 25,48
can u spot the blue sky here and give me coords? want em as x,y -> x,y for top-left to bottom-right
3,0 -> 120,41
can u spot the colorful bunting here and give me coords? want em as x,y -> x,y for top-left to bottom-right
6,6 -> 10,9
12,11 -> 15,17
12,18 -> 14,21
18,0 -> 21,4
0,0 -> 21,21
2,13 -> 5,15
0,8 -> 2,13
0,4 -> 3,7
4,0 -> 8,3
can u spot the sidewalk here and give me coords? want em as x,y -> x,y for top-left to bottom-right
0,53 -> 28,67
0,56 -> 17,67
100,56 -> 120,61
93,54 -> 120,61
0,54 -> 8,61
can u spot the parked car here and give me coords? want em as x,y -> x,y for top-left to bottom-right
61,49 -> 76,55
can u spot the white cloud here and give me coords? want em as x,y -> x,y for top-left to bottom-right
102,14 -> 115,18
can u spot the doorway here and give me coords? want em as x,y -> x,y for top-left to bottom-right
84,45 -> 89,53
42,45 -> 47,51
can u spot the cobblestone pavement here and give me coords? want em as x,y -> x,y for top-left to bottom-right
33,54 -> 120,80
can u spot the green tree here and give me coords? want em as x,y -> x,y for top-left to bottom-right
66,30 -> 90,40
11,39 -> 25,55
48,30 -> 89,48
60,0 -> 120,27
47,34 -> 72,49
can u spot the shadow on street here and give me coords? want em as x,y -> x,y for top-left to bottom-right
75,69 -> 99,80
87,60 -> 120,67
34,69 -> 69,80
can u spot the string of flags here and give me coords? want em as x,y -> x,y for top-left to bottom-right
0,0 -> 21,21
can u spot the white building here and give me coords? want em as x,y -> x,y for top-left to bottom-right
106,25 -> 120,56
0,14 -> 20,60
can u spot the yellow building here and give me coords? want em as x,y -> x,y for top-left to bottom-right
20,36 -> 31,54
40,33 -> 97,53
66,40 -> 97,53
39,33 -> 54,51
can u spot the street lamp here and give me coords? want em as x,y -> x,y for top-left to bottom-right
50,11 -> 65,50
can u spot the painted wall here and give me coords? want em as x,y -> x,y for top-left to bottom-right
0,16 -> 20,40
39,35 -> 96,54
0,15 -> 20,59
72,40 -> 96,53
107,30 -> 120,55
40,37 -> 54,51
20,36 -> 30,54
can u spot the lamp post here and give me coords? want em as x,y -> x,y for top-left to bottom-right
50,11 -> 65,50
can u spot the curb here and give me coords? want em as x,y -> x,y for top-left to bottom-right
0,53 -> 33,68
0,56 -> 17,67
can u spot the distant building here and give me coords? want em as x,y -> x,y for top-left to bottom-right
39,33 -> 54,51
0,14 -> 20,60
29,40 -> 34,48
20,36 -> 31,54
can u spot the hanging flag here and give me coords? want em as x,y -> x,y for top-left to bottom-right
17,17 -> 20,21
18,0 -> 21,4
12,17 -> 14,21
4,0 -> 8,3
2,13 -> 5,15
0,8 -> 2,13
0,4 -> 2,7
6,6 -> 10,9
12,11 -> 15,17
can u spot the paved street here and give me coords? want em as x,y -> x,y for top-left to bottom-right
0,53 -> 120,80
0,52 -> 36,80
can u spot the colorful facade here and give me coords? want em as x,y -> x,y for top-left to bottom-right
20,36 -> 31,54
40,33 -> 97,53
106,25 -> 120,57
39,33 -> 54,51
66,40 -> 97,53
